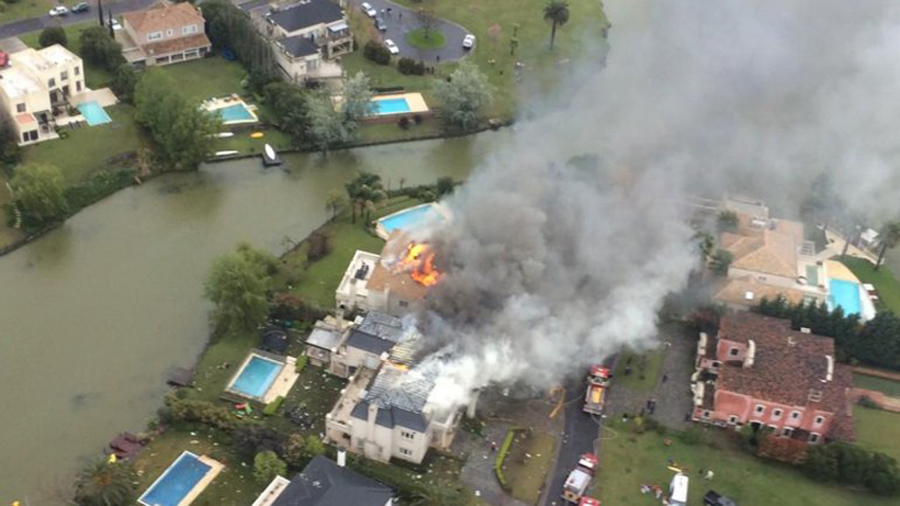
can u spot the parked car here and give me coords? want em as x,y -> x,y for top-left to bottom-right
462,34 -> 476,49
71,2 -> 89,13
111,18 -> 123,31
383,39 -> 399,55
49,6 -> 69,16
375,17 -> 387,32
360,2 -> 377,17
703,490 -> 737,506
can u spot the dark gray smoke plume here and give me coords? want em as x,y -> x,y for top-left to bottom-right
411,0 -> 900,410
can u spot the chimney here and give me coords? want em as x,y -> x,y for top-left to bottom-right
466,389 -> 480,419
336,449 -> 346,467
743,339 -> 756,368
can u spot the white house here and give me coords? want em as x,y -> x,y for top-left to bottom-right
251,455 -> 393,506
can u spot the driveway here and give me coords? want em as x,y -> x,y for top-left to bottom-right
346,0 -> 472,63
0,0 -> 157,39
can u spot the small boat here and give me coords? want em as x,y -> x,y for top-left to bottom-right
250,132 -> 264,139
215,150 -> 239,157
215,132 -> 235,138
262,143 -> 282,167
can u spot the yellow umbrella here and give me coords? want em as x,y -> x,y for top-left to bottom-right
108,454 -> 117,464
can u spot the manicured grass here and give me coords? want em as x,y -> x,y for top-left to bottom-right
158,57 -> 248,106
132,426 -> 263,506
406,28 -> 447,50
357,120 -> 442,144
854,372 -> 900,397
854,406 -> 900,461
0,0 -> 55,24
264,365 -> 347,436
594,420 -> 898,506
840,257 -> 900,315
213,129 -> 293,155
502,430 -> 556,504
19,20 -> 114,89
612,348 -> 664,392
21,103 -> 145,184
188,332 -> 259,404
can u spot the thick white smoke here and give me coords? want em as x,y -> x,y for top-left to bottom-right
413,0 -> 900,411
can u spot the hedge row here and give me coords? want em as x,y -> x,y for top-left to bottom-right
263,395 -> 285,416
494,427 -> 524,491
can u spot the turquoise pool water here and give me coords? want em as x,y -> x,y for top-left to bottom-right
229,355 -> 282,398
77,101 -> 111,126
371,98 -> 411,115
378,204 -> 441,234
829,278 -> 862,315
139,452 -> 212,506
216,103 -> 255,123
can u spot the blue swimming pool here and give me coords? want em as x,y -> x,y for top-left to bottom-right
378,204 -> 442,235
829,278 -> 862,315
139,452 -> 212,506
229,355 -> 283,398
77,101 -> 111,126
371,98 -> 411,115
216,103 -> 256,123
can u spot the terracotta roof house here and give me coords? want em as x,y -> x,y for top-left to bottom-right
691,312 -> 854,443
251,455 -> 394,506
117,1 -> 212,67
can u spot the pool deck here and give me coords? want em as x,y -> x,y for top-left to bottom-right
365,92 -> 431,124
139,452 -> 224,506
824,259 -> 858,282
201,94 -> 259,125
824,259 -> 878,320
225,350 -> 300,404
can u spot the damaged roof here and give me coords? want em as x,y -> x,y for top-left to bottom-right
349,363 -> 436,431
346,311 -> 419,355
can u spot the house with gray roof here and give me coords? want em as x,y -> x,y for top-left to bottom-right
309,311 -> 418,378
251,455 -> 393,506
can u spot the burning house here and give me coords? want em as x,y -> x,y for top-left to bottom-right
335,232 -> 440,317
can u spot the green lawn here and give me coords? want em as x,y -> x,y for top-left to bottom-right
357,120 -> 443,144
612,348 -> 664,392
21,103 -> 145,184
854,406 -> 900,461
854,372 -> 900,397
158,57 -> 248,105
406,28 -> 447,50
502,430 -> 556,504
0,0 -> 55,24
213,129 -> 293,156
345,0 -> 608,120
594,420 -> 898,506
19,21 -> 114,89
840,257 -> 900,315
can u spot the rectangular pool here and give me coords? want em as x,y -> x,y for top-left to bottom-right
216,103 -> 256,123
77,101 -> 112,126
228,354 -> 283,399
378,204 -> 441,235
139,452 -> 212,506
829,278 -> 862,315
371,97 -> 411,115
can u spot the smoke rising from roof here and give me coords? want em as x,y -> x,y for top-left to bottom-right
414,0 -> 900,411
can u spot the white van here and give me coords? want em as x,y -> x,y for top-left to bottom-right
669,473 -> 689,506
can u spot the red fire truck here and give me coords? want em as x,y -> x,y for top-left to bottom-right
583,365 -> 611,415
562,453 -> 599,503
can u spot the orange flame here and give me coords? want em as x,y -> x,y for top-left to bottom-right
400,242 -> 441,287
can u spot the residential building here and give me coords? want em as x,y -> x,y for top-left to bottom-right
335,240 -> 429,318
691,312 -> 854,443
0,45 -> 84,145
117,0 -> 212,67
305,311 -> 413,378
712,196 -> 827,310
251,455 -> 393,506
245,0 -> 349,83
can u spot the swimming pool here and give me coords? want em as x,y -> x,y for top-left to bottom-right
371,97 -> 412,115
216,103 -> 256,123
77,101 -> 112,126
377,203 -> 443,237
139,452 -> 213,506
829,278 -> 862,315
228,355 -> 283,399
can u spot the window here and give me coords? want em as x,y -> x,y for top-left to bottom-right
60,71 -> 68,81
182,24 -> 197,35
790,410 -> 801,420
782,427 -> 794,437
809,433 -> 820,444
754,404 -> 765,415
166,29 -> 174,37
147,32 -> 163,41
727,415 -> 738,425
48,77 -> 56,88
772,408 -> 783,420
76,81 -> 82,92
398,447 -> 412,456
400,430 -> 415,440
814,415 -> 825,427
398,300 -> 409,308
74,66 -> 80,76
16,103 -> 25,113
729,347 -> 739,356
702,410 -> 711,419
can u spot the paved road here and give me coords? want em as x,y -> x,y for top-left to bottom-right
346,0 -> 472,63
0,0 -> 156,39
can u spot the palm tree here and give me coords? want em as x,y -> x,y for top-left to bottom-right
875,221 -> 900,270
74,459 -> 136,506
543,0 -> 570,50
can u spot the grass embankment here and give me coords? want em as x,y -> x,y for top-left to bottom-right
854,405 -> 900,462
19,20 -> 115,89
612,348 -> 664,392
840,257 -> 900,315
1,0 -> 56,26
502,430 -> 556,504
345,0 -> 609,120
854,372 -> 900,397
593,419 -> 898,506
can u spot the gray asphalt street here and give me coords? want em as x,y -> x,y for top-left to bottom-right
0,0 -> 157,39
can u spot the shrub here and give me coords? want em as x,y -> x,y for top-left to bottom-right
295,355 -> 308,373
397,58 -> 425,75
254,450 -> 287,484
398,116 -> 410,129
166,395 -> 236,431
80,26 -> 125,71
677,426 -> 703,445
494,427 -> 523,491
306,230 -> 331,261
233,424 -> 285,461
39,26 -> 68,48
283,433 -> 326,468
363,40 -> 391,65
413,114 -> 424,125
858,395 -> 881,410
804,442 -> 900,495
263,396 -> 285,416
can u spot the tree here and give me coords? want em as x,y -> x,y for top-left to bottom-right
236,241 -> 279,276
110,63 -> 138,103
342,71 -> 375,128
39,26 -> 68,48
695,230 -> 715,263
709,248 -> 733,276
234,425 -> 284,461
875,221 -> 900,270
308,91 -> 352,155
202,0 -> 278,89
98,0 -> 104,27
363,40 -> 391,65
303,435 -> 325,458
73,459 -> 136,506
345,172 -> 386,224
0,107 -> 20,166
80,26 -> 124,71
204,246 -> 271,335
543,0 -> 570,50
325,188 -> 348,219
135,69 -> 220,169
263,82 -> 310,148
10,163 -> 68,228
436,176 -> 455,196
433,61 -> 493,131
717,210 -> 738,232
416,7 -> 439,40
254,451 -> 287,484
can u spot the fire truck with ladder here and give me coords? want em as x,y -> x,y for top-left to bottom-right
561,453 -> 600,504
583,365 -> 611,415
